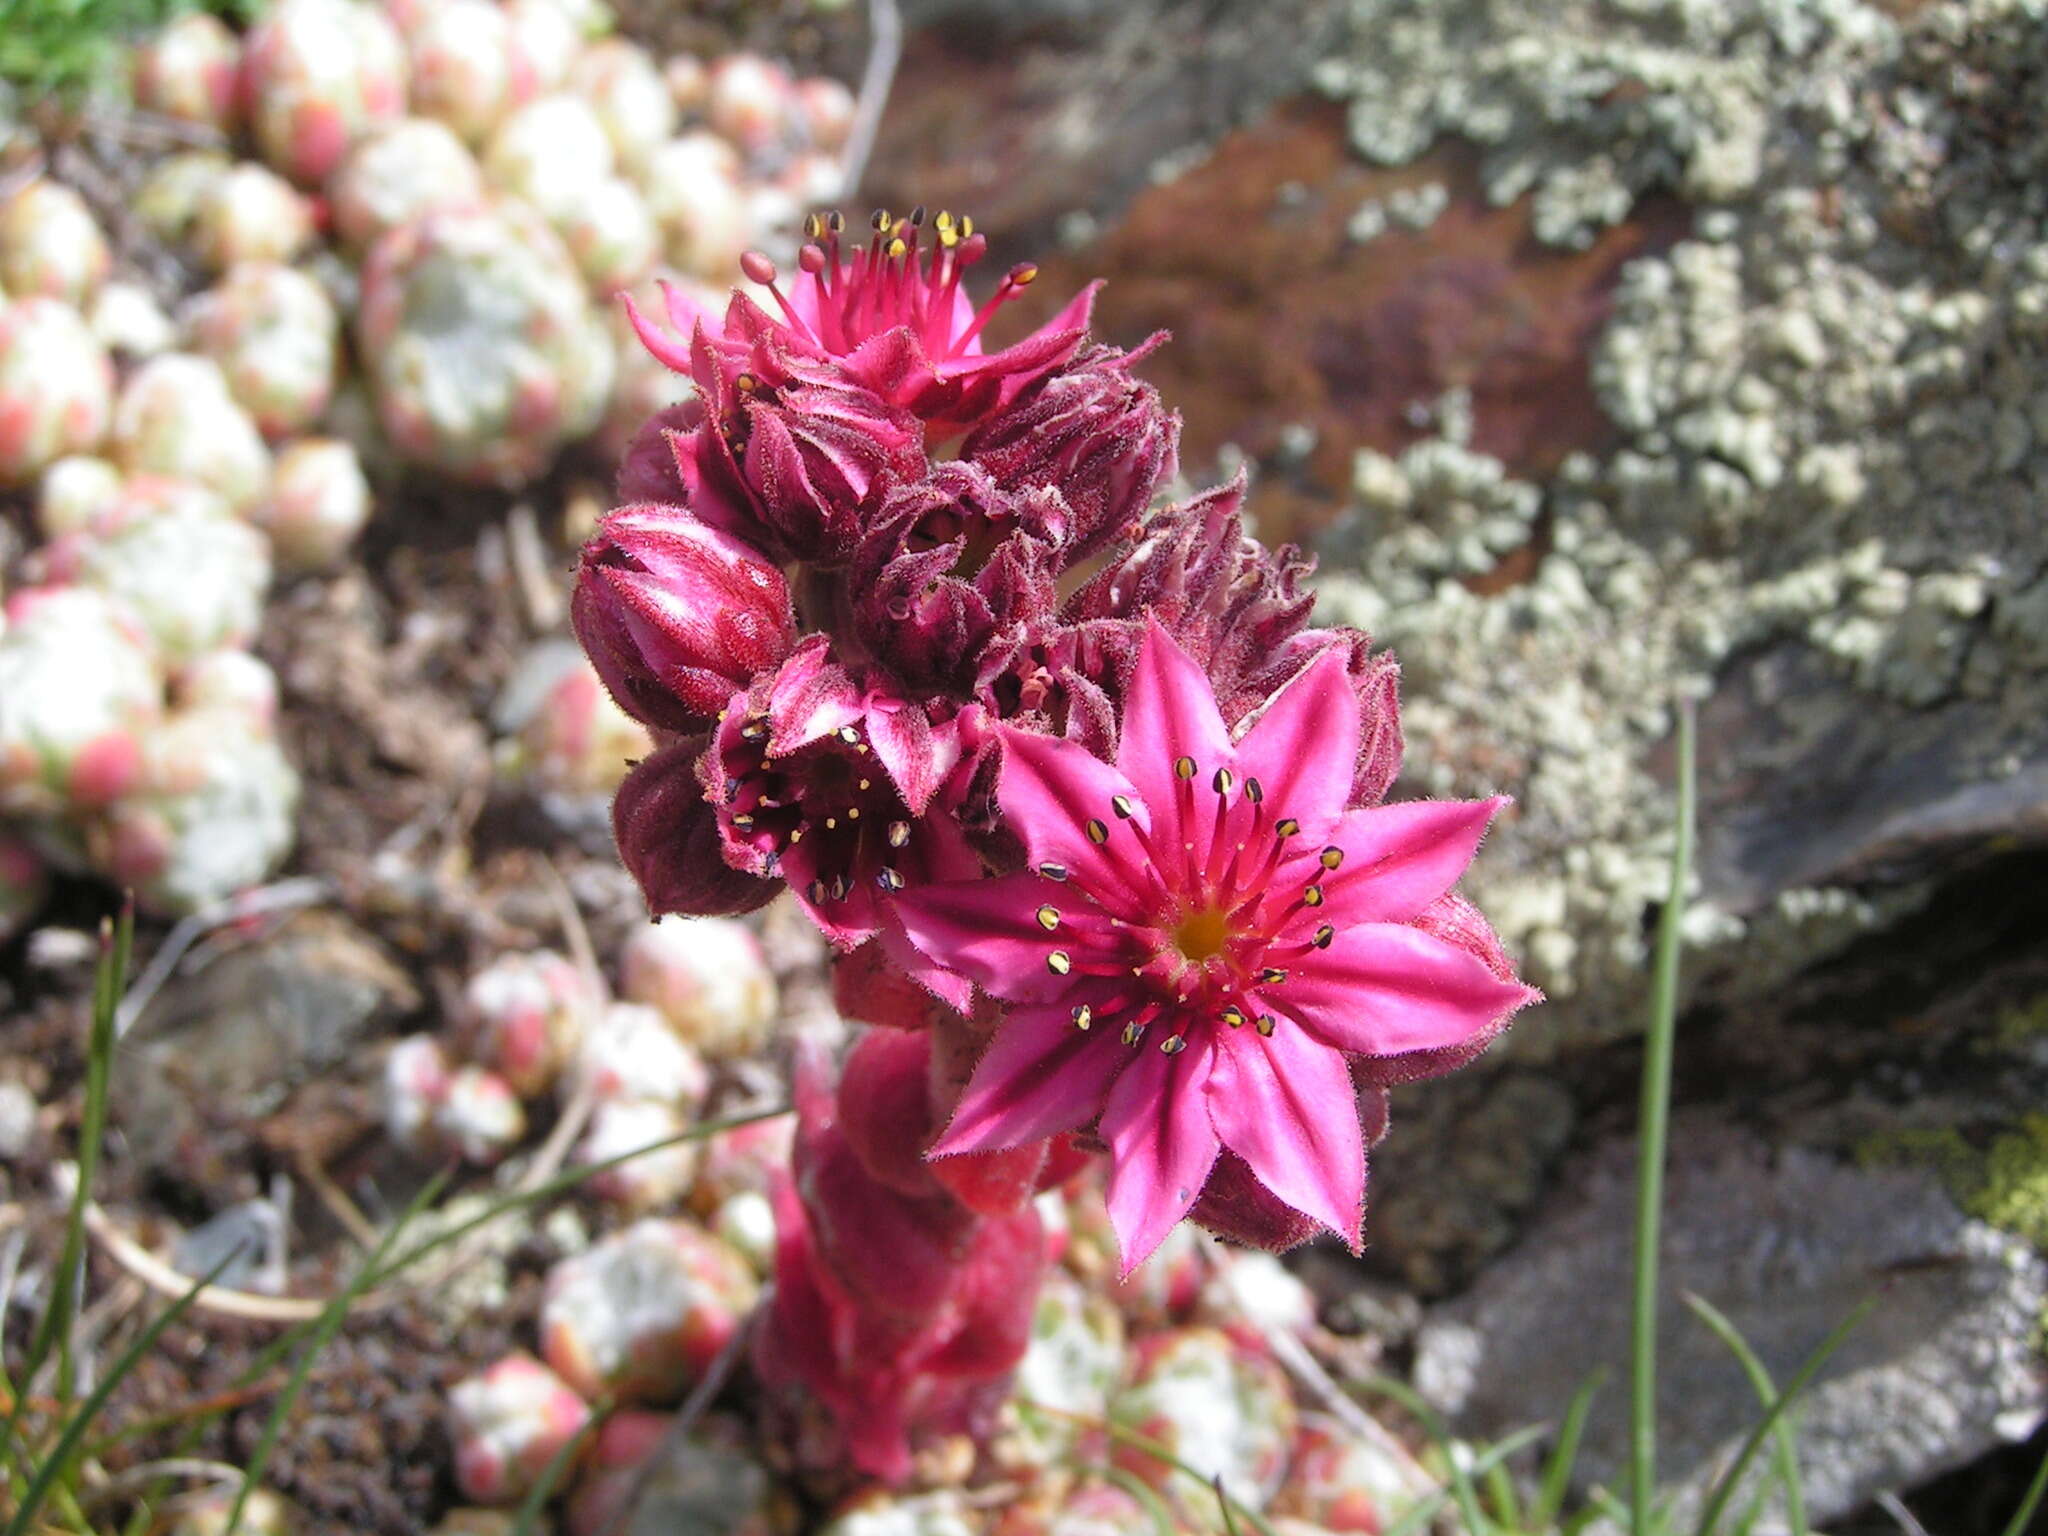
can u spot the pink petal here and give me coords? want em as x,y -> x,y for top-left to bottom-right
780,837 -> 883,949
1207,1027 -> 1364,1249
894,873 -> 1122,1005
1114,617 -> 1235,855
767,636 -> 862,752
872,911 -> 974,1015
1100,1034 -> 1221,1276
1317,797 -> 1509,927
1233,646 -> 1361,834
865,698 -> 951,816
996,727 -> 1155,918
931,1005 -> 1124,1156
1272,922 -> 1538,1059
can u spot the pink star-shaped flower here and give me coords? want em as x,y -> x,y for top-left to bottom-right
897,619 -> 1539,1272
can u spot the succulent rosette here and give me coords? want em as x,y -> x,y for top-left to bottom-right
36,456 -> 123,539
568,39 -> 677,176
61,493 -> 271,666
253,438 -> 373,572
0,299 -> 114,487
405,0 -> 537,144
111,354 -> 272,512
447,1354 -> 592,1506
186,164 -> 315,274
135,153 -> 231,247
131,12 -> 243,133
641,134 -> 753,280
0,181 -> 110,310
1108,1326 -> 1297,1513
328,117 -> 487,252
356,204 -> 612,483
240,0 -> 409,187
573,206 -> 1538,1487
0,586 -> 161,820
186,262 -> 342,438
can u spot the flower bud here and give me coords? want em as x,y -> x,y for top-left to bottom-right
458,949 -> 593,1098
0,180 -> 110,310
188,163 -> 316,272
132,12 -> 242,134
577,1098 -> 699,1210
617,914 -> 779,1058
241,0 -> 409,187
328,118 -> 486,251
612,741 -> 781,921
112,355 -> 272,513
540,1217 -> 758,1403
572,505 -> 796,733
405,0 -> 536,144
435,1065 -> 527,1165
253,438 -> 372,572
186,263 -> 341,438
448,1353 -> 592,1505
382,1032 -> 453,1158
0,300 -> 114,487
568,40 -> 676,176
35,456 -> 122,539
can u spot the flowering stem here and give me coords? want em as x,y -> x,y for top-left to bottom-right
1630,700 -> 1695,1535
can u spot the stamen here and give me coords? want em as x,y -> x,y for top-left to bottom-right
1320,846 -> 1344,870
1111,794 -> 1136,819
1047,950 -> 1072,976
1039,862 -> 1069,881
1244,777 -> 1264,804
1035,905 -> 1061,931
1160,1035 -> 1187,1056
887,821 -> 911,848
732,813 -> 755,830
1085,818 -> 1109,844
1303,885 -> 1325,907
1174,756 -> 1197,780
1121,1020 -> 1146,1047
837,726 -> 861,744
1220,1005 -> 1246,1028
1258,967 -> 1288,985
1212,768 -> 1235,796
1275,818 -> 1300,837
1072,1003 -> 1092,1031
740,719 -> 768,742
1255,1014 -> 1277,1037
1312,925 -> 1335,948
806,879 -> 827,903
877,868 -> 906,892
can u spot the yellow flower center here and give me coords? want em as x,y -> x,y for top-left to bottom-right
1174,907 -> 1232,963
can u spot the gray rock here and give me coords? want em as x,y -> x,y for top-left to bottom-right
1414,1114 -> 2048,1524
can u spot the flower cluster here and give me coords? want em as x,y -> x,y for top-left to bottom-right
574,207 -> 1538,1469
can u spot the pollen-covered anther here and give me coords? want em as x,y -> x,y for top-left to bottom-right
1275,818 -> 1301,838
1072,1003 -> 1092,1031
1160,1034 -> 1187,1056
1258,967 -> 1288,985
1219,1005 -> 1246,1028
1085,818 -> 1109,844
887,820 -> 911,848
1121,1020 -> 1145,1047
1111,794 -> 1135,819
1303,885 -> 1325,907
1244,777 -> 1264,804
1320,847 -> 1344,870
1047,950 -> 1072,975
1173,756 -> 1197,780
1255,1014 -> 1277,1037
876,868 -> 905,892
1312,925 -> 1335,949
1039,861 -> 1069,881
1212,768 -> 1235,796
1035,904 -> 1060,931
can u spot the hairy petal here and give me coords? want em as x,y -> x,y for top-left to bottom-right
1207,1027 -> 1364,1249
932,1005 -> 1125,1156
1115,617 -> 1235,853
1317,796 -> 1509,928
1100,1035 -> 1221,1276
996,726 -> 1154,917
895,872 -> 1122,1004
1275,922 -> 1539,1059
1232,644 -> 1361,833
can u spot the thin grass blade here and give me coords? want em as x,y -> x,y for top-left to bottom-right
1683,1292 -> 1808,1536
1534,1372 -> 1605,1527
1998,1443 -> 2048,1536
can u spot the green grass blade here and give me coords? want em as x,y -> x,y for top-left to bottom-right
1534,1372 -> 1605,1526
1214,1474 -> 1243,1536
1998,1443 -> 2048,1536
3,1247 -> 236,1536
1094,1466 -> 1178,1536
6,904 -> 132,1451
1689,1297 -> 1872,1536
223,1167 -> 451,1535
1632,703 -> 1695,1535
1683,1292 -> 1807,1536
1349,1374 -> 1490,1536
